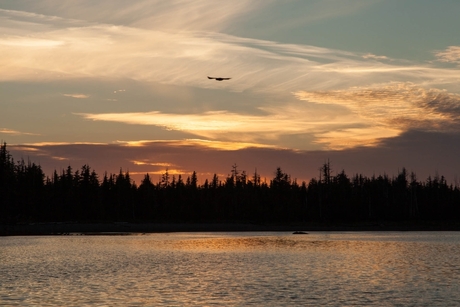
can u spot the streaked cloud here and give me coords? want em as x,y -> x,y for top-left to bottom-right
132,161 -> 172,167
2,1 -> 460,187
0,128 -> 40,136
2,7 -> 460,95
63,93 -> 89,99
77,81 -> 460,150
314,126 -> 401,149
295,82 -> 460,149
77,106 -> 354,150
362,53 -> 389,61
119,139 -> 280,151
0,37 -> 64,47
2,1 -> 267,32
50,156 -> 69,161
131,160 -> 186,177
19,142 -> 107,146
296,82 -> 460,123
435,46 -> 460,64
7,132 -> 460,185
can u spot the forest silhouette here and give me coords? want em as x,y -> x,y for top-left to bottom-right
1,142 -> 459,226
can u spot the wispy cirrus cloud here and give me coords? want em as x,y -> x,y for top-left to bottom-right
296,82 -> 460,123
76,81 -> 460,150
2,7 -> 460,94
77,105 -> 355,150
132,161 -> 172,167
362,53 -> 389,61
295,82 -> 460,148
63,93 -> 89,99
1,1 -> 380,35
75,81 -> 460,151
0,128 -> 40,136
435,46 -> 460,65
2,2 -> 460,155
1,1 -> 268,32
118,139 -> 280,151
0,36 -> 64,47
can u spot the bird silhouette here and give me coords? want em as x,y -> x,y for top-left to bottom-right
208,76 -> 231,81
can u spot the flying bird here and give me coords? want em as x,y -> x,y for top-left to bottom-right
208,76 -> 231,81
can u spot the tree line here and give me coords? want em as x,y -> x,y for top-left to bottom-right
1,142 -> 459,224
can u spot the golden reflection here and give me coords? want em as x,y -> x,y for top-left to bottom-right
145,234 -> 344,253
170,236 -> 298,252
4,233 -> 460,305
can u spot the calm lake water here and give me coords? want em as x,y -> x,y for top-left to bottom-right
1,232 -> 460,306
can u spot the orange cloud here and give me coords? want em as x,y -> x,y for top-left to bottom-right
0,128 -> 40,136
6,133 -> 460,186
63,93 -> 89,99
295,82 -> 460,149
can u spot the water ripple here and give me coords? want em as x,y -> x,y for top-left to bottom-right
1,232 -> 459,306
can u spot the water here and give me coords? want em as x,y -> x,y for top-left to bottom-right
1,232 -> 460,306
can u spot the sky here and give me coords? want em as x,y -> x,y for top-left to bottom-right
1,0 -> 460,185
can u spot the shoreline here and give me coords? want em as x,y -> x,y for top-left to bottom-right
2,220 -> 460,236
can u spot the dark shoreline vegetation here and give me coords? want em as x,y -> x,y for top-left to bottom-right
1,142 -> 460,235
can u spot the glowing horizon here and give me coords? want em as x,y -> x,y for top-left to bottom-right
2,1 -> 460,184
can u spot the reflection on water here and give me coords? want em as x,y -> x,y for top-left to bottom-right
1,232 -> 460,306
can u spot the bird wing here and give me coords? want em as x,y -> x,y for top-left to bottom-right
208,76 -> 231,81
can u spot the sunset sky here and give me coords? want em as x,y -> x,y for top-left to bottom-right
2,0 -> 460,185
